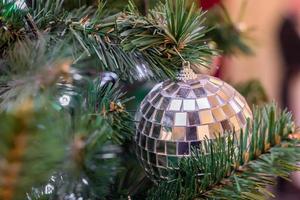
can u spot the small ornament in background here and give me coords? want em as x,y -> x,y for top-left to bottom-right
59,94 -> 71,107
56,83 -> 78,110
14,0 -> 27,9
56,67 -> 84,110
99,72 -> 118,87
7,0 -> 40,36
135,62 -> 253,181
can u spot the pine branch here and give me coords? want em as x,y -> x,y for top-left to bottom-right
203,142 -> 300,200
0,38 -> 73,110
0,38 -> 134,199
2,0 -> 216,82
30,0 -> 66,28
0,0 -> 28,51
0,33 -> 135,147
111,148 -> 152,200
1,1 -> 134,81
117,0 -> 215,77
0,100 -> 69,200
29,0 -> 155,82
147,104 -> 297,200
86,79 -> 134,144
23,81 -> 136,199
0,85 -> 134,200
25,113 -> 122,200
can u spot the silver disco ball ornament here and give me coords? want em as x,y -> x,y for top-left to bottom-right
135,62 -> 253,181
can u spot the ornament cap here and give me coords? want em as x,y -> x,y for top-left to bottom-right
177,61 -> 197,82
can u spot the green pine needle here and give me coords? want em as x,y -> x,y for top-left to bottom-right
86,79 -> 135,144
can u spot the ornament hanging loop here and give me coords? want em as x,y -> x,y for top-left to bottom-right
177,61 -> 197,81
183,61 -> 190,69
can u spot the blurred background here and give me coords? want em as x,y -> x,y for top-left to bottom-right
208,1 -> 300,199
222,0 -> 300,126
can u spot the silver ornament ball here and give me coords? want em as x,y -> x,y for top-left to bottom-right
135,73 -> 253,181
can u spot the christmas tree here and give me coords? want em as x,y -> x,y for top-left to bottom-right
0,0 -> 299,200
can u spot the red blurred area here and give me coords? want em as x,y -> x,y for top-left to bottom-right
198,0 -> 221,10
289,0 -> 300,11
